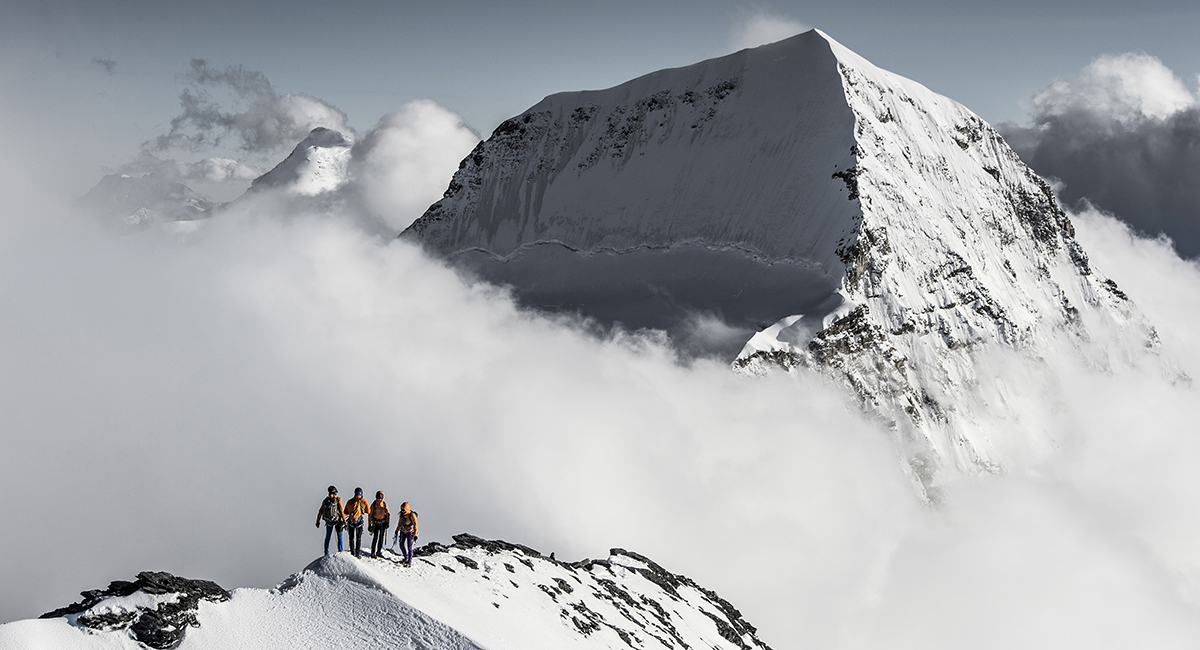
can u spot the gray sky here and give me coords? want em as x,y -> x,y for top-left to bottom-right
2,0 -> 1198,197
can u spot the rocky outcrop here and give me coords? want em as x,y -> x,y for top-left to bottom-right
40,571 -> 228,649
31,535 -> 769,650
400,533 -> 775,650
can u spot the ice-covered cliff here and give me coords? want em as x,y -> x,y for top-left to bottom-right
402,30 -> 1163,491
1,535 -> 771,650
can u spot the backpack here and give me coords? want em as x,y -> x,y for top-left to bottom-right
347,497 -> 367,524
322,496 -> 341,523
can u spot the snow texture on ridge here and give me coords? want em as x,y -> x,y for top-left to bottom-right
769,33 -> 1165,491
2,535 -> 771,650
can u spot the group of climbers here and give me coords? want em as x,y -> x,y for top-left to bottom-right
315,486 -> 419,565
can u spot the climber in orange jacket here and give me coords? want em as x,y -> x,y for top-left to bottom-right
368,491 -> 390,558
394,502 -> 418,566
343,487 -> 371,558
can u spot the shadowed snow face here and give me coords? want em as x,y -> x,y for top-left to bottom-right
450,243 -> 842,358
3,159 -> 1200,646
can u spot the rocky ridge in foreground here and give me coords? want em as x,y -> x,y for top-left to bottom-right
5,534 -> 771,650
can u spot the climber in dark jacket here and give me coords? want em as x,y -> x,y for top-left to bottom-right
315,486 -> 344,555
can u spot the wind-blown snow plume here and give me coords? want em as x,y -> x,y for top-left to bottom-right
728,10 -> 809,51
1000,54 -> 1200,257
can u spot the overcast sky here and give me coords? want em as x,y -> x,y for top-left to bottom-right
2,0 -> 1198,197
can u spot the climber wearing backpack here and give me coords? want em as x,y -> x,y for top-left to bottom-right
394,502 -> 418,566
315,486 -> 345,555
368,491 -> 390,558
343,487 -> 371,558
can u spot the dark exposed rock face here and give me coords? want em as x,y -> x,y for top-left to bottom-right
41,571 -> 229,649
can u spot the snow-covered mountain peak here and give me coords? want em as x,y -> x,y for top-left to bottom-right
402,30 -> 1166,490
78,172 -> 217,227
251,127 -> 353,196
3,534 -> 772,650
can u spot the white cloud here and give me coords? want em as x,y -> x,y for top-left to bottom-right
729,11 -> 810,52
999,55 -> 1200,258
1032,53 -> 1197,123
349,100 -> 480,231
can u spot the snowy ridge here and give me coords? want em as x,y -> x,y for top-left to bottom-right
250,127 -> 352,196
738,33 -> 1162,487
1,534 -> 771,650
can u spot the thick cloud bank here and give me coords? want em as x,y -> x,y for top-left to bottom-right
1000,54 -> 1200,258
350,101 -> 481,231
3,154 -> 1200,647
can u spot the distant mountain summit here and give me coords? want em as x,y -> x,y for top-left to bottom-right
3,535 -> 771,650
79,172 -> 217,227
404,30 -> 1164,490
250,127 -> 352,196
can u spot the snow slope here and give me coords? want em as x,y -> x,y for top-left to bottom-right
2,535 -> 771,650
403,30 -> 1168,490
404,31 -> 857,334
250,127 -> 352,196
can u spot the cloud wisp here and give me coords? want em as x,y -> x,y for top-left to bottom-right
121,151 -> 262,185
1000,53 -> 1200,258
90,57 -> 116,76
153,58 -> 352,155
